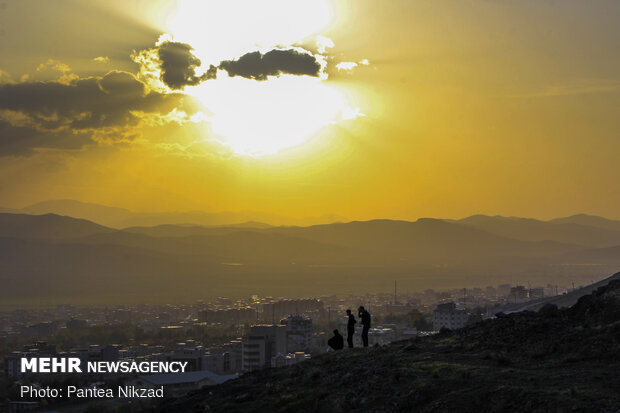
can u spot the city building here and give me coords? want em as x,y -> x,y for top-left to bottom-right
271,352 -> 311,368
165,342 -> 204,371
529,287 -> 545,299
433,302 -> 469,330
242,325 -> 287,371
281,315 -> 312,353
510,286 -> 529,303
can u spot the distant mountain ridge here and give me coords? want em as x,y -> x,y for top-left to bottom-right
550,213 -> 620,231
453,214 -> 620,247
0,212 -> 113,239
13,199 -> 346,228
1,211 -> 620,303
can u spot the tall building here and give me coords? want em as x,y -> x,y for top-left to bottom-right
242,325 -> 286,371
497,284 -> 512,297
433,302 -> 469,330
510,286 -> 528,303
282,315 -> 312,353
529,287 -> 544,299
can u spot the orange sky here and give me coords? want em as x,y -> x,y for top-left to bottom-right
0,0 -> 619,221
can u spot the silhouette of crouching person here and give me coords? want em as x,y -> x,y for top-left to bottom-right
358,306 -> 371,347
327,329 -> 344,351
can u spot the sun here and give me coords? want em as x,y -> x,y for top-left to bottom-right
158,0 -> 361,156
186,74 -> 351,155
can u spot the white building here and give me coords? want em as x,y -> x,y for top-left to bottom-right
433,302 -> 469,330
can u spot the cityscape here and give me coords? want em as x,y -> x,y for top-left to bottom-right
1,0 -> 619,411
2,280 -> 585,411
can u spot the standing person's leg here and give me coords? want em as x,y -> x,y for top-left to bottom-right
347,330 -> 354,348
362,326 -> 369,347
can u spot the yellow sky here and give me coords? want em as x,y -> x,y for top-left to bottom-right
0,0 -> 619,221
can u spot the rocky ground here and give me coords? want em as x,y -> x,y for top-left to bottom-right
154,275 -> 620,413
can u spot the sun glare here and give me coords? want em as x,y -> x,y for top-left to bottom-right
165,0 -> 333,64
159,0 -> 360,156
187,74 -> 352,155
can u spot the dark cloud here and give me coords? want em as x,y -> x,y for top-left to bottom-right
217,49 -> 322,81
0,119 -> 91,156
0,70 -> 189,156
157,41 -> 209,90
151,42 -> 323,88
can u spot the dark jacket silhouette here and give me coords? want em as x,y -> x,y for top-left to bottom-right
327,329 -> 344,351
346,310 -> 356,348
358,307 -> 371,347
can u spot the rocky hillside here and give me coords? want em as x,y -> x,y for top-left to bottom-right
155,275 -> 620,413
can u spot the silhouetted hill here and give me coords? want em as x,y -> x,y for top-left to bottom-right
123,222 -> 271,238
550,214 -> 620,231
1,212 -> 619,303
455,214 -> 620,247
268,218 -> 580,260
78,229 -> 356,264
155,274 -> 620,413
23,200 -> 135,227
80,217 -> 581,266
19,199 -> 346,228
0,212 -> 113,239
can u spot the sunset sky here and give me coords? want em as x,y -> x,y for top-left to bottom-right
0,0 -> 619,222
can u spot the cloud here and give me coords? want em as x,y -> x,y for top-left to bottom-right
315,35 -> 334,54
37,59 -> 72,73
336,59 -> 370,72
336,62 -> 358,71
132,40 -> 216,91
134,40 -> 326,89
0,119 -> 91,156
157,41 -> 211,90
0,70 -> 15,84
0,70 -> 192,156
35,59 -> 79,85
93,56 -> 110,64
217,48 -> 323,81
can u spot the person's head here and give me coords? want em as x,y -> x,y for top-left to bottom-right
346,309 -> 351,315
333,329 -> 339,335
358,306 -> 365,312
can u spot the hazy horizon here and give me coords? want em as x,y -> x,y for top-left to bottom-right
4,198 -> 620,227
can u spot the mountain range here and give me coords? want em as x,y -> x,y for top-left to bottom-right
1,202 -> 620,304
0,199 -> 345,228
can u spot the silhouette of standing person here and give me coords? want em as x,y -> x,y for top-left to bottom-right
358,306 -> 371,347
346,309 -> 356,348
327,329 -> 344,351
